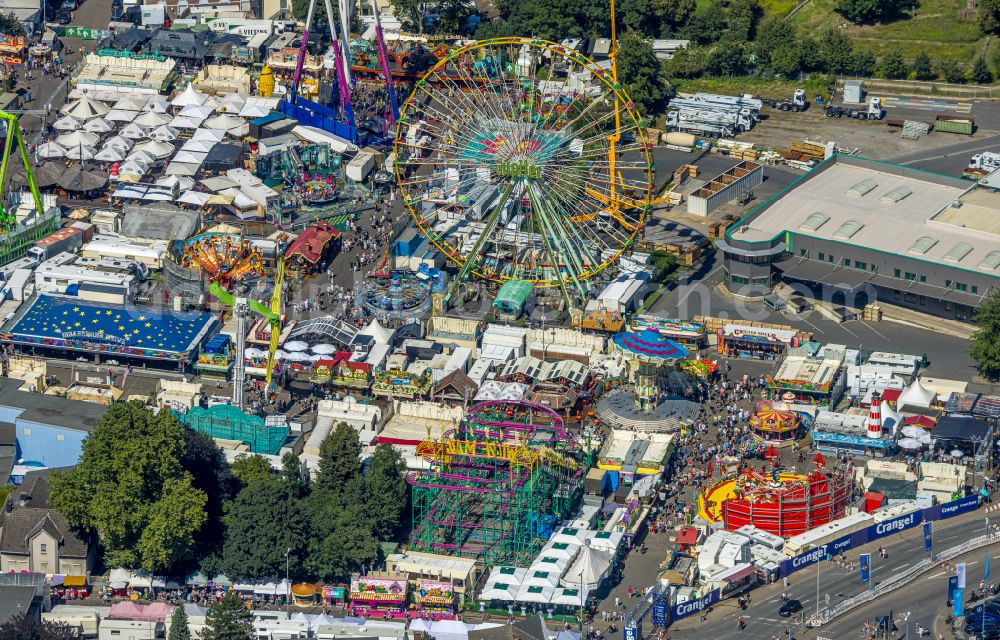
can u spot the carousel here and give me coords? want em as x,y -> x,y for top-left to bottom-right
180,233 -> 265,288
357,271 -> 434,320
748,400 -> 807,446
594,328 -> 701,432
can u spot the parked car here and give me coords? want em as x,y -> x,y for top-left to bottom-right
778,599 -> 802,617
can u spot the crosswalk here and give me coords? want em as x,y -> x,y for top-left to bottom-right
883,96 -> 973,114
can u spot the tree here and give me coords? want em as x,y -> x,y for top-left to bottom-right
0,614 -> 78,640
168,606 -> 192,640
971,291 -> 1000,381
972,56 -> 994,84
798,35 -> 824,72
980,0 -> 1000,35
771,47 -> 802,76
202,593 -> 254,640
835,0 -> 907,24
182,429 -> 237,563
220,478 -> 310,580
0,12 -> 24,36
49,403 -> 208,573
664,45 -> 711,78
707,45 -> 746,76
754,17 -> 796,68
617,0 -> 695,37
316,423 -> 362,494
851,51 -> 876,76
230,453 -> 273,487
878,52 -> 907,79
304,481 -> 380,582
616,31 -> 673,117
281,452 -> 310,499
679,1 -> 727,45
818,28 -> 854,74
365,444 -> 408,540
387,0 -> 428,33
912,51 -> 934,81
725,0 -> 761,42
938,59 -> 967,84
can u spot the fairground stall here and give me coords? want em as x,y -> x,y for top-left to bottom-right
766,351 -> 846,407
631,316 -> 707,349
349,576 -> 408,619
717,324 -> 797,360
411,579 -> 456,620
748,400 -> 807,446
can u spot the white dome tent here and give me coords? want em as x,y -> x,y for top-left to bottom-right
899,378 -> 936,409
881,400 -> 901,431
171,84 -> 209,108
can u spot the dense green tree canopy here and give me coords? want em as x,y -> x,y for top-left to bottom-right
616,31 -> 673,117
912,51 -> 934,80
202,594 -> 254,640
316,422 -> 362,493
971,291 -> 1000,381
168,606 -> 192,640
364,444 -> 409,540
879,52 -> 907,79
835,0 -> 907,24
304,480 -> 380,581
219,478 -> 310,580
50,403 -> 208,573
230,454 -> 273,487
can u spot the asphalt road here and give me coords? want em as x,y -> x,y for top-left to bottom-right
668,510 -> 995,640
887,132 -> 1000,177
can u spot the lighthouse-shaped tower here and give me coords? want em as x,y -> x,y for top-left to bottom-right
867,391 -> 883,439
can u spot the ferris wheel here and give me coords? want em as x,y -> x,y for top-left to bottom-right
393,37 -> 655,304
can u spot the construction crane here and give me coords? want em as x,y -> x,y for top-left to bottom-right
209,256 -> 286,406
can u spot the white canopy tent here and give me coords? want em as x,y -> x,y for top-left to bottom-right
171,84 -> 209,108
204,113 -> 245,131
191,127 -> 227,142
165,162 -> 201,176
134,111 -> 173,127
173,150 -> 208,165
120,122 -> 151,139
127,149 -> 159,166
114,94 -> 149,112
150,124 -> 179,141
180,104 -> 215,119
181,139 -> 216,154
58,131 -> 100,148
178,190 -> 211,206
95,146 -> 127,162
134,140 -> 175,159
37,141 -> 66,159
143,94 -> 170,113
560,545 -> 613,591
53,115 -> 84,131
103,135 -> 134,151
170,115 -> 206,130
899,379 -> 936,409
105,108 -> 138,122
83,117 -> 114,133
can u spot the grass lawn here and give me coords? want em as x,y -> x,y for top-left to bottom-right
787,0 -> 985,60
674,74 -> 832,99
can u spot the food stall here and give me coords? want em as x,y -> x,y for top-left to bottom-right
349,575 -> 408,619
411,579 -> 456,620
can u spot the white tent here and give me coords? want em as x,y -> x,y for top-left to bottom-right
178,190 -> 211,206
171,84 -> 208,108
292,125 -> 359,154
103,135 -> 134,151
170,115 -> 206,129
58,130 -> 100,148
561,545 -> 613,591
120,122 -> 150,139
95,146 -> 127,162
360,319 -> 394,345
156,175 -> 195,191
239,102 -> 272,118
134,111 -> 173,127
219,93 -> 247,112
899,379 -> 936,408
428,621 -> 476,640
551,587 -> 588,607
83,117 -> 114,133
881,400 -> 901,429
173,150 -> 208,165
37,141 -> 67,159
118,159 -> 150,177
204,113 -> 245,131
143,94 -> 170,113
311,344 -> 336,354
135,140 -> 175,158
105,108 -> 138,122
114,94 -> 148,112
109,568 -> 130,590
514,583 -> 555,604
191,128 -> 227,142
284,341 -> 309,352
181,104 -> 215,119
181,139 -> 216,154
61,95 -> 110,119
127,149 -> 159,165
165,162 -> 201,176
150,125 -> 179,141
53,115 -> 84,131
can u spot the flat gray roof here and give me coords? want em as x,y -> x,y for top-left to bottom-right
0,378 -> 107,432
731,156 -> 1000,276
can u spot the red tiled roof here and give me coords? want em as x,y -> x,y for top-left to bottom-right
903,415 -> 936,428
881,388 -> 902,403
285,222 -> 341,265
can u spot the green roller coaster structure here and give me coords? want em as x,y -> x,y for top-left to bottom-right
0,109 -> 55,265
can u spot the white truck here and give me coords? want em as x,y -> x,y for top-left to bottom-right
761,89 -> 808,112
824,97 -> 885,120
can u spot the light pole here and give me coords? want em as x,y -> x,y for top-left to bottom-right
285,547 -> 292,615
816,556 -> 821,618
903,611 -> 910,640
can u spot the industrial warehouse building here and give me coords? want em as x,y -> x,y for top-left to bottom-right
718,155 -> 1000,320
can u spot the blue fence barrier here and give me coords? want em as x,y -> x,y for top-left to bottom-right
670,588 -> 721,621
778,494 -> 981,578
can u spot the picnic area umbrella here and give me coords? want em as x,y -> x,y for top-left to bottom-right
134,111 -> 172,127
204,113 -> 245,131
134,140 -> 175,159
951,449 -> 964,458
127,149 -> 159,165
57,130 -> 100,148
104,109 -> 138,122
10,161 -> 59,187
103,135 -> 134,151
83,117 -> 114,133
181,139 -> 216,153
65,144 -> 97,161
896,438 -> 923,450
170,115 -> 205,129
150,125 -> 179,141
219,93 -> 247,112
58,166 -> 108,191
143,94 -> 170,113
117,159 -> 150,177
53,115 -> 84,131
180,104 -> 215,119
311,344 -> 336,355
61,95 -> 110,119
284,341 -> 309,352
37,141 -> 67,159
94,146 -> 127,162
114,94 -> 148,112
120,122 -> 150,139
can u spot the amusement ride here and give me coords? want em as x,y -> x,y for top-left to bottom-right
393,23 -> 656,317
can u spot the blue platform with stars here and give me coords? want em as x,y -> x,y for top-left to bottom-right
3,294 -> 218,361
